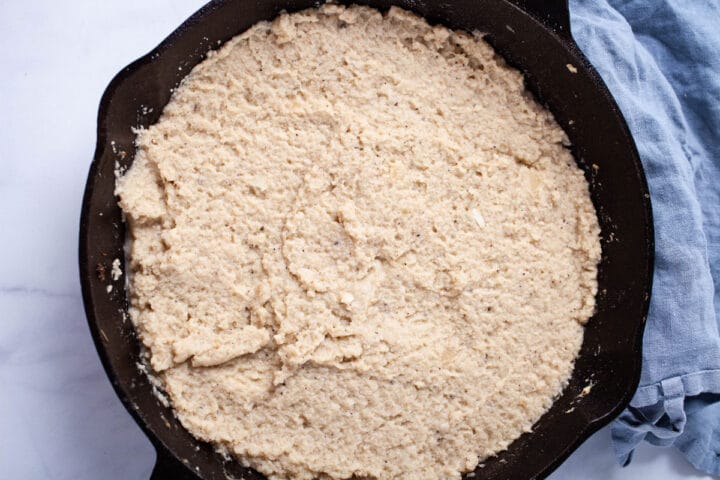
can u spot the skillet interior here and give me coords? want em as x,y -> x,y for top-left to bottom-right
79,0 -> 653,478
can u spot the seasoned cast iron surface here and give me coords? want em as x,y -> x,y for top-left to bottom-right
79,1 -> 652,478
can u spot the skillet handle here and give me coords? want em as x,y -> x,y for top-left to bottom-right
509,0 -> 572,39
150,443 -> 198,480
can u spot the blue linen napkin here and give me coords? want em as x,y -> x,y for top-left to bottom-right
568,0 -> 720,475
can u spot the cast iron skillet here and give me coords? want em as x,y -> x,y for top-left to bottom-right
79,0 -> 653,478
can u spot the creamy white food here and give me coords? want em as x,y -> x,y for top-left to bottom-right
116,5 -> 601,479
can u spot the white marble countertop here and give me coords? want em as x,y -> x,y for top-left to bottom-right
0,1 -> 713,478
